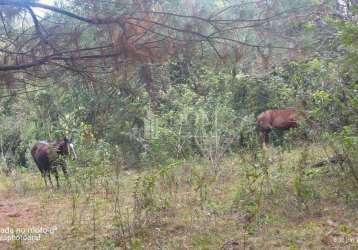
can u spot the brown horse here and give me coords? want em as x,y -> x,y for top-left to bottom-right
31,137 -> 77,188
256,108 -> 313,148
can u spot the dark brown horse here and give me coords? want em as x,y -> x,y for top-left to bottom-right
31,137 -> 77,188
256,108 -> 313,148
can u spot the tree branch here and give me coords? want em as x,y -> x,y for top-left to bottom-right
0,51 -> 126,71
0,0 -> 122,24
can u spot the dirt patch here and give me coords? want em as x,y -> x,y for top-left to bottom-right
0,192 -> 40,227
0,191 -> 48,248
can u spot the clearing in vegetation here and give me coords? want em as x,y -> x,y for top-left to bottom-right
0,145 -> 357,249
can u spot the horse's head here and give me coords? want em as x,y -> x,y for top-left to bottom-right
57,137 -> 78,160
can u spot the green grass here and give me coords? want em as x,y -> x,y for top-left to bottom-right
0,144 -> 357,249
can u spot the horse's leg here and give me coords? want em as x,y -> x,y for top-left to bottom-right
47,171 -> 54,188
260,131 -> 264,148
262,130 -> 269,150
41,171 -> 48,187
61,162 -> 69,180
53,168 -> 60,189
265,131 -> 270,144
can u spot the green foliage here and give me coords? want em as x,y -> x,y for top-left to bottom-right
0,3 -> 357,208
327,125 -> 358,192
1,1 -> 358,249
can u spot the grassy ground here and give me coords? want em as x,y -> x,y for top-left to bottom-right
0,145 -> 357,249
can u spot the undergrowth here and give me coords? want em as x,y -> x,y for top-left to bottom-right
0,145 -> 357,249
